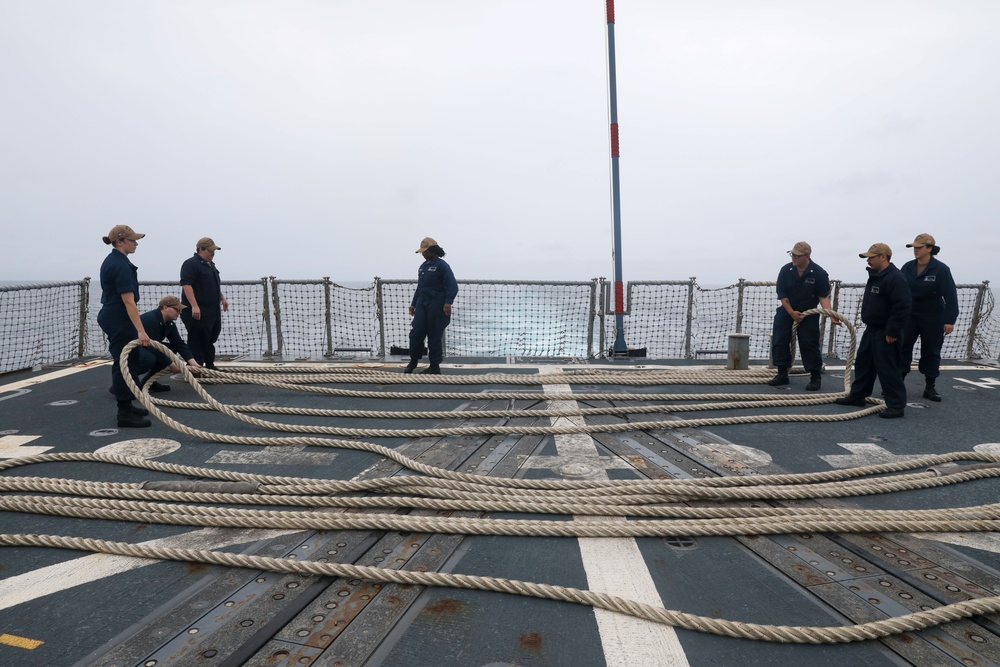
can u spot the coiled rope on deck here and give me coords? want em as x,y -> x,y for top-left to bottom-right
10,308 -> 994,644
5,531 -> 1000,644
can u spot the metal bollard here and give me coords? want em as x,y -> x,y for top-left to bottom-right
727,333 -> 751,370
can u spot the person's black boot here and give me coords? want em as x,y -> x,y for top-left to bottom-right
140,372 -> 171,393
767,367 -> 789,386
117,405 -> 151,428
421,364 -> 441,375
403,360 -> 418,374
923,378 -> 941,402
805,372 -> 822,391
124,400 -> 149,417
834,396 -> 867,407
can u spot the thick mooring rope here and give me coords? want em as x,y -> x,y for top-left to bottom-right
8,308 -> 996,644
5,531 -> 1000,644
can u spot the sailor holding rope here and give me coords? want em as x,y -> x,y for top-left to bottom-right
768,242 -> 839,391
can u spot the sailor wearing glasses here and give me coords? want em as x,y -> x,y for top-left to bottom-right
768,241 -> 838,391
835,243 -> 912,419
135,296 -> 202,393
899,233 -> 958,402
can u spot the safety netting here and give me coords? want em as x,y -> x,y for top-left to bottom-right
3,276 -> 998,372
82,280 -> 271,362
380,279 -> 598,358
271,279 -> 378,358
610,279 -> 1000,362
0,281 -> 88,374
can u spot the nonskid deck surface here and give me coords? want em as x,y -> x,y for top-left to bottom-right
1,358 -> 1000,667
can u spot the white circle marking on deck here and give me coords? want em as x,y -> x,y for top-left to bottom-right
95,439 -> 182,458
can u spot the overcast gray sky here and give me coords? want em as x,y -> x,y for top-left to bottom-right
2,1 -> 997,285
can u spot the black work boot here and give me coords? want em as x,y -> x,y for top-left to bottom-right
120,400 -> 149,417
117,405 -> 151,428
767,367 -> 789,386
805,372 -> 822,391
923,378 -> 941,402
879,406 -> 905,419
421,364 -> 441,375
834,396 -> 867,407
140,371 -> 171,393
403,359 -> 418,374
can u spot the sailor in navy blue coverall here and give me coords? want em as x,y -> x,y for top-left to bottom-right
768,241 -> 839,391
899,233 -> 958,402
98,224 -> 152,428
404,237 -> 458,375
137,296 -> 202,391
836,243 -> 912,419
180,237 -> 228,369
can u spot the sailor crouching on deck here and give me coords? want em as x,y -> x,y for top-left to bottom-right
836,243 -> 912,419
136,296 -> 203,392
768,241 -> 840,391
404,237 -> 458,375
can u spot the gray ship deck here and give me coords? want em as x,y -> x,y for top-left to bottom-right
2,356 -> 1000,667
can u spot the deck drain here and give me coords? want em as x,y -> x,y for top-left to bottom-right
661,536 -> 697,549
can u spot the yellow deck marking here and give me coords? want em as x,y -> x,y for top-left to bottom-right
0,632 -> 44,649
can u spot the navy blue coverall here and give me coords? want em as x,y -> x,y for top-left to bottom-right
97,249 -> 141,402
409,257 -> 458,365
771,260 -> 831,372
138,308 -> 196,378
847,263 -> 912,410
899,257 -> 958,379
179,254 -> 223,368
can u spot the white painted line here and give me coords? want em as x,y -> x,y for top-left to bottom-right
540,368 -> 690,667
0,360 -> 108,392
0,527 -> 298,611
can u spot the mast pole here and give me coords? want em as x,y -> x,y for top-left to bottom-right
605,0 -> 628,356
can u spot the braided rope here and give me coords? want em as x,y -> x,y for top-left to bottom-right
4,533 -> 1000,644
9,309 -> 996,642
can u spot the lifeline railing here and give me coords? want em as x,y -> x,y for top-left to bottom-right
1,277 -> 997,373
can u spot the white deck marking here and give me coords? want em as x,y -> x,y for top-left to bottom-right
0,435 -> 52,459
955,377 -> 1000,389
209,445 -> 336,465
521,452 -> 633,477
95,438 -> 182,458
0,527 -> 298,611
540,368 -> 690,667
820,443 -> 924,468
0,360 -> 108,392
